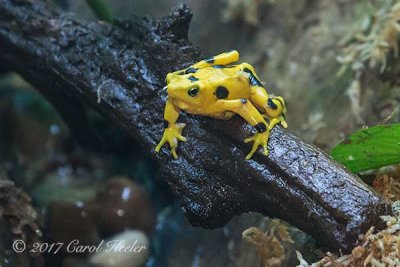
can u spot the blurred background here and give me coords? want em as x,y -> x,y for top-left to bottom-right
1,0 -> 400,266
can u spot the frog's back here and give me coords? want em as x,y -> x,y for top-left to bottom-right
198,65 -> 252,100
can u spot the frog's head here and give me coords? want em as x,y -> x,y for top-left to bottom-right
165,72 -> 205,109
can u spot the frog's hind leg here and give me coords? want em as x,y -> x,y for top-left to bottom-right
250,86 -> 288,130
191,50 -> 240,69
215,99 -> 270,159
265,96 -> 287,129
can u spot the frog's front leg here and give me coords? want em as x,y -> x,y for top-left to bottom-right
215,99 -> 270,159
155,98 -> 186,159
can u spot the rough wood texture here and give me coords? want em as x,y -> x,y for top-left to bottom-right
0,0 -> 391,251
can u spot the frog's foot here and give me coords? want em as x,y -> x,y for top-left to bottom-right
244,131 -> 270,160
155,123 -> 187,159
267,115 -> 288,130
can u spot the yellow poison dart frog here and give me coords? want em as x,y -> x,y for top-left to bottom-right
155,50 -> 287,159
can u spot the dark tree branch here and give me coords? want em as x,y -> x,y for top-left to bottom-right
0,0 -> 391,251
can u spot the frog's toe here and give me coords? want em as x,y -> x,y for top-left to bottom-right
176,122 -> 186,129
275,115 -> 288,129
244,135 -> 257,159
155,143 -> 162,152
262,144 -> 269,156
166,136 -> 180,158
281,119 -> 288,129
171,146 -> 178,159
170,137 -> 178,148
245,145 -> 258,160
244,136 -> 254,144
155,137 -> 167,152
175,123 -> 187,141
176,134 -> 187,142
244,132 -> 269,159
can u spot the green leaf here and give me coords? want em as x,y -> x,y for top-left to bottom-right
85,0 -> 113,24
331,124 -> 400,173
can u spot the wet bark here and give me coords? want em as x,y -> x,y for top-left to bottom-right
0,0 -> 391,252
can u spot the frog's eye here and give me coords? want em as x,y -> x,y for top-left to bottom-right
188,87 -> 199,97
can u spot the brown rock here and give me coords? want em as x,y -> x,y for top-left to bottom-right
94,177 -> 155,236
47,201 -> 100,256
